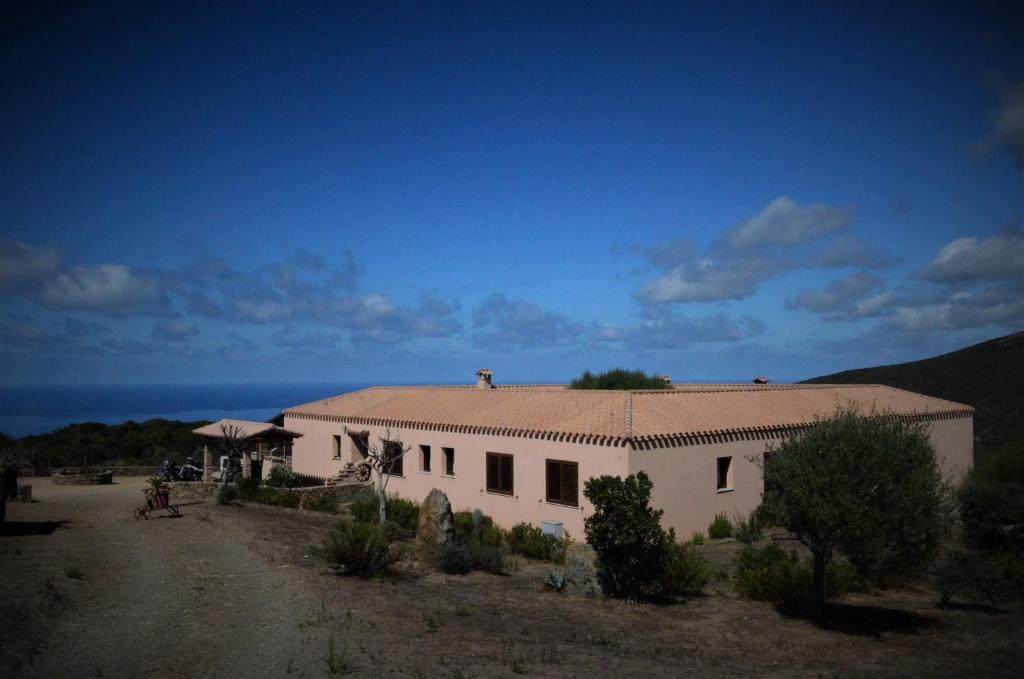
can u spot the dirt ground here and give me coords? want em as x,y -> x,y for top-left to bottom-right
2,478 -> 1022,678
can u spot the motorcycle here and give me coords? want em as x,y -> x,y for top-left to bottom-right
158,458 -> 179,482
178,458 -> 204,482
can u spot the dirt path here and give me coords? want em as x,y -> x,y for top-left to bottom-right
3,478 -> 1024,678
2,478 -> 324,678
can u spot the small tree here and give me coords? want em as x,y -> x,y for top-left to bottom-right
218,423 -> 246,484
360,429 -> 411,524
583,471 -> 671,598
760,406 -> 953,610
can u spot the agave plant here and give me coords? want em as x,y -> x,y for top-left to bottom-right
143,476 -> 168,499
544,570 -> 568,592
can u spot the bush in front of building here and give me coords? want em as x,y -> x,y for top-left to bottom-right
958,444 -> 1024,551
659,536 -> 712,596
453,510 -> 505,548
349,491 -> 420,537
235,477 -> 261,501
438,542 -> 505,575
507,522 -> 569,563
733,543 -> 858,606
252,487 -> 301,508
266,464 -> 302,489
314,520 -> 399,577
933,549 -> 1024,606
708,513 -> 733,539
216,483 -> 238,505
583,471 -> 672,598
732,507 -> 767,544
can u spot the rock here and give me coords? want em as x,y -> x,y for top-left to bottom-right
563,543 -> 602,597
17,484 -> 32,503
416,489 -> 455,564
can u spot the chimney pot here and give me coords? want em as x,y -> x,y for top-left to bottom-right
475,368 -> 494,389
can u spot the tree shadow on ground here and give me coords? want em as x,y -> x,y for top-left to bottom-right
776,601 -> 938,637
0,520 -> 69,536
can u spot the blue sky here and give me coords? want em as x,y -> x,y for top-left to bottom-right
1,1 -> 1022,385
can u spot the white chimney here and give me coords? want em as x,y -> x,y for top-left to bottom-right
475,368 -> 494,389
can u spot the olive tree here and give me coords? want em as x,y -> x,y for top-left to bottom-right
760,406 -> 954,609
360,429 -> 411,524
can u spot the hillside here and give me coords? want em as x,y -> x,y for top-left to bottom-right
803,332 -> 1023,451
3,418 -> 211,470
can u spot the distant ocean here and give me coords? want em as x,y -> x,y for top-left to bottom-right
0,383 -> 382,437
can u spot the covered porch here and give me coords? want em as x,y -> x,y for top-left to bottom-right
192,418 -> 303,482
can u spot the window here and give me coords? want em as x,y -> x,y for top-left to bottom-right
443,447 -> 455,476
546,459 -> 579,506
385,441 -> 404,477
420,444 -> 431,473
716,456 -> 732,491
486,452 -> 513,495
332,435 -> 342,459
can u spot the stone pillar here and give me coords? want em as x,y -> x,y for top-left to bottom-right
242,451 -> 251,480
203,445 -> 213,482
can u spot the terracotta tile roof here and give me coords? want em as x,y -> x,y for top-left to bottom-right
192,418 -> 304,439
283,384 -> 972,448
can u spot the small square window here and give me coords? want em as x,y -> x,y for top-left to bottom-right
443,447 -> 455,476
717,456 -> 732,491
420,444 -> 431,473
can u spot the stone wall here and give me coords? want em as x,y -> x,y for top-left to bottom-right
167,481 -> 222,499
289,483 -> 370,510
52,469 -> 113,485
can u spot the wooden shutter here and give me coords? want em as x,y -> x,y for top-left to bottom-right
486,453 -> 513,495
546,460 -> 579,506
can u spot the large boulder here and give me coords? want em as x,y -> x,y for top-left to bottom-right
416,489 -> 455,564
563,543 -> 602,597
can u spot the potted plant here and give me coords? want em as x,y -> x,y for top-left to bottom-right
144,476 -> 170,509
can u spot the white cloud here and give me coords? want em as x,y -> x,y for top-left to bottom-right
916,226 -> 1024,283
0,240 -> 61,292
36,264 -> 164,314
596,310 -> 763,350
636,197 -> 864,304
786,272 -> 891,321
473,295 -> 583,349
724,196 -> 852,250
152,319 -> 200,342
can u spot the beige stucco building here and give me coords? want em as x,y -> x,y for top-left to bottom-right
281,373 -> 973,538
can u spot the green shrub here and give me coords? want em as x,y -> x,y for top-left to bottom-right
690,532 -> 705,545
217,484 -> 238,505
734,544 -> 856,605
439,543 -> 505,575
349,492 -> 420,536
235,477 -> 260,501
934,549 -> 1024,606
266,464 -> 302,489
708,513 -> 733,539
253,487 -> 301,508
313,520 -> 398,576
660,538 -> 711,596
507,523 -> 567,562
959,444 -> 1024,550
733,509 -> 763,545
583,472 -> 672,598
569,368 -> 671,390
304,490 -> 341,514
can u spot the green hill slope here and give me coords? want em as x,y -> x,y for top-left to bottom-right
803,332 -> 1024,451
